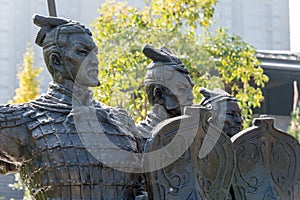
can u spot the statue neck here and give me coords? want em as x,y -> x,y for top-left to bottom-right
51,80 -> 94,107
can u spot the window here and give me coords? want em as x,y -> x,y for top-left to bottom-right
0,4 -> 9,30
273,32 -> 281,42
273,17 -> 281,28
272,5 -> 281,16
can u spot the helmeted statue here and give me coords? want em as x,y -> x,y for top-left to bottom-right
137,45 -> 235,200
199,88 -> 243,137
137,44 -> 194,148
0,15 -> 146,199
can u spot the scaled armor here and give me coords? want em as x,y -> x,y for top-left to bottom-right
0,83 -> 141,199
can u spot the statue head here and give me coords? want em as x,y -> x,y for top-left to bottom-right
142,44 -> 194,117
199,88 -> 243,137
33,14 -> 99,88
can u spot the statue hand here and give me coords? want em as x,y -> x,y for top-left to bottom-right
135,192 -> 148,200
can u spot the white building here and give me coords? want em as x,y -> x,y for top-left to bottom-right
213,0 -> 290,50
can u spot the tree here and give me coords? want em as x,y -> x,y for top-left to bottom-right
8,45 -> 42,200
288,101 -> 300,141
203,29 -> 269,126
92,0 -> 268,127
9,45 -> 42,104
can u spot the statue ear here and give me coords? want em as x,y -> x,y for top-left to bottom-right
49,52 -> 63,72
153,87 -> 162,99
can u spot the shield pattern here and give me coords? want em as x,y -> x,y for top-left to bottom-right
231,117 -> 300,200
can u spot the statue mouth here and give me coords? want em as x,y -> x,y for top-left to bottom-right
88,69 -> 99,77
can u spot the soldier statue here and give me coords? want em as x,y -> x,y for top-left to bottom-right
199,88 -> 243,137
138,46 -> 235,199
137,44 -> 194,148
0,15 -> 147,199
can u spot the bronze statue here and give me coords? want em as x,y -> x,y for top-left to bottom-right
137,44 -> 194,147
137,45 -> 235,199
199,88 -> 243,137
0,15 -> 146,199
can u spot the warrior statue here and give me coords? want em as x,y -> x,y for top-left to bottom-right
137,44 -> 194,148
199,88 -> 243,137
137,45 -> 235,199
0,15 -> 147,199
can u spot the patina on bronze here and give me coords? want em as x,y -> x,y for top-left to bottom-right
0,15 -> 147,199
137,44 -> 194,147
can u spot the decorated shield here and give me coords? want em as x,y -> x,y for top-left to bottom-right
231,117 -> 300,199
144,106 -> 235,200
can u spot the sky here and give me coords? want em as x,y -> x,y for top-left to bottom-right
289,0 -> 300,52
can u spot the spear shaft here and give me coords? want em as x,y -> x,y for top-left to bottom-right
47,0 -> 57,17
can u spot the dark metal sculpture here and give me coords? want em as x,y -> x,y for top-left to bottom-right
0,15 -> 146,199
199,88 -> 243,138
138,45 -> 235,199
137,44 -> 194,148
231,117 -> 300,199
144,106 -> 235,199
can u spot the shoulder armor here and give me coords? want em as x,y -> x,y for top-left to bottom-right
0,103 -> 33,128
96,102 -> 140,139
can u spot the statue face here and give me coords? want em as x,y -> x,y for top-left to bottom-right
156,71 -> 193,117
214,100 -> 243,137
63,33 -> 99,87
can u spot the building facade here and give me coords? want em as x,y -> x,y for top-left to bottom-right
213,0 -> 290,50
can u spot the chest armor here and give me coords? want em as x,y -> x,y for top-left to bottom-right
20,108 -> 140,200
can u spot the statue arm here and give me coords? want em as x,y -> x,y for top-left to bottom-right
0,126 -> 26,174
0,105 -> 30,174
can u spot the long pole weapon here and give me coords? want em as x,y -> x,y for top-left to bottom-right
47,0 -> 57,17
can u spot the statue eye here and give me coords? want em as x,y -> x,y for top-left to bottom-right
226,112 -> 234,117
77,49 -> 89,56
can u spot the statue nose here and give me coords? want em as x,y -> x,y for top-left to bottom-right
91,58 -> 99,65
90,52 -> 99,65
235,115 -> 242,123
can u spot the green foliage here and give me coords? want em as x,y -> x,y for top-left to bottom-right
203,28 -> 269,126
8,173 -> 32,200
9,45 -> 42,104
288,101 -> 300,141
92,0 -> 268,127
92,0 -> 218,122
